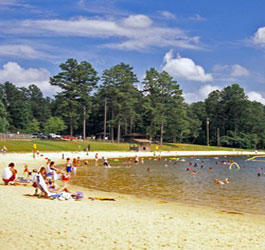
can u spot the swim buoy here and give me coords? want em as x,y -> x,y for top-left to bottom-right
229,162 -> 240,170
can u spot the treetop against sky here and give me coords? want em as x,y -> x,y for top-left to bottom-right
0,0 -> 265,103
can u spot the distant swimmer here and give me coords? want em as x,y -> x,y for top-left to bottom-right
189,162 -> 193,167
147,168 -> 151,172
224,178 -> 230,184
200,165 -> 204,168
192,171 -> 197,175
134,155 -> 139,164
194,163 -> 198,168
214,179 -> 224,185
186,168 -> 190,171
209,167 -> 213,172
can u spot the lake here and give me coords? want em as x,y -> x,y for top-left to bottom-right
69,156 -> 265,214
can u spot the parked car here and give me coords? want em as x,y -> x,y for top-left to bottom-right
48,133 -> 61,139
62,135 -> 78,140
31,133 -> 38,138
40,134 -> 48,139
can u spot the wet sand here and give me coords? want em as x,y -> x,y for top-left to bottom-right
1,152 -> 265,249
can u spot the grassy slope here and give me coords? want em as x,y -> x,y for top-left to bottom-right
0,139 -> 250,153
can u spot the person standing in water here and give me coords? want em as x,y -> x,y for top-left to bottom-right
102,157 -> 110,168
95,153 -> 99,166
66,158 -> 72,173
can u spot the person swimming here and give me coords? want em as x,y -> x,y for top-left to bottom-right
214,179 -> 224,185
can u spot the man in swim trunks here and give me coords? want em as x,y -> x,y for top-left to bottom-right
2,162 -> 17,185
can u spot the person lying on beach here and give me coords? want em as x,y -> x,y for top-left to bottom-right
2,162 -> 17,185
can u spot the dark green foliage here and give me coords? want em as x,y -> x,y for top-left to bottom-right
1,59 -> 265,149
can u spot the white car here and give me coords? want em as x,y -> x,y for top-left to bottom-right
48,133 -> 61,139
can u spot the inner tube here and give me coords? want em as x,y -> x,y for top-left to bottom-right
229,162 -> 240,170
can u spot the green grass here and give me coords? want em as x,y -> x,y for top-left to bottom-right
0,139 -> 253,153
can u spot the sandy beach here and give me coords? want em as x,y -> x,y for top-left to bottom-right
1,151 -> 265,250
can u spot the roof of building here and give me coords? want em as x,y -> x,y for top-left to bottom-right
133,139 -> 152,143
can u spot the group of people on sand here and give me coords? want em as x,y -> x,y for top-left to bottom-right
1,157 -> 83,199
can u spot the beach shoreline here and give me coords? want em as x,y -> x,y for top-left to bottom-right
1,151 -> 265,249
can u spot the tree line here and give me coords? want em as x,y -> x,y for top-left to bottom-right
0,58 -> 264,149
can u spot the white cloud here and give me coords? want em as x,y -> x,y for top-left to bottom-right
0,15 -> 201,51
0,44 -> 54,59
0,62 -> 57,95
122,15 -> 152,28
189,14 -> 206,22
230,64 -> 250,77
160,11 -> 176,19
184,84 -> 221,103
213,64 -> 250,78
252,27 -> 265,46
162,50 -> 213,82
247,91 -> 265,105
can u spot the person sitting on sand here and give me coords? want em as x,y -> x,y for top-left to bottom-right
30,169 -> 39,195
35,167 -> 51,197
46,161 -> 59,184
2,162 -> 17,185
24,164 -> 30,176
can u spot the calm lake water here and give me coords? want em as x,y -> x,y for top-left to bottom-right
69,156 -> 265,214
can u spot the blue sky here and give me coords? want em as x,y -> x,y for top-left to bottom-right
0,0 -> 265,103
